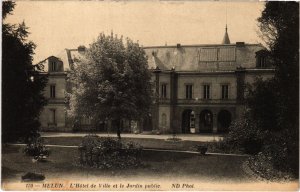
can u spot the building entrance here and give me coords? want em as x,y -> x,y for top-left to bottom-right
181,109 -> 193,133
199,110 -> 213,133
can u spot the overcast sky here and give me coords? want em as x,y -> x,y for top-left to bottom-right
6,1 -> 265,63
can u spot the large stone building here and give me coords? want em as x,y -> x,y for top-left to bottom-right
39,28 -> 274,133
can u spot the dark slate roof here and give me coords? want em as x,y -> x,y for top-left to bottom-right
40,42 -> 265,72
144,43 -> 265,71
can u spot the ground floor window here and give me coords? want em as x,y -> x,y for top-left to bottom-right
48,109 -> 56,126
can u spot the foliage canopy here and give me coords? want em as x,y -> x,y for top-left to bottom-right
225,2 -> 299,177
68,33 -> 152,138
2,1 -> 48,142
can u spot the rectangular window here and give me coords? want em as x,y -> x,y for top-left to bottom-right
260,57 -> 266,67
161,84 -> 167,98
50,109 -> 56,124
50,62 -> 57,72
50,85 -> 56,98
257,56 -> 266,68
185,84 -> 193,99
203,85 -> 210,99
222,85 -> 229,99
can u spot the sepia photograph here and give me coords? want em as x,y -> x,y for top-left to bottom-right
1,0 -> 299,191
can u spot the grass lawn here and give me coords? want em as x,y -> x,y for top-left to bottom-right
2,145 -> 298,191
2,145 -> 249,182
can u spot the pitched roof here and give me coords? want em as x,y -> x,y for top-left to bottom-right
39,42 -> 264,72
144,43 -> 264,71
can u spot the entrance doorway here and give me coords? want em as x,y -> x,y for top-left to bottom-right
181,109 -> 193,133
199,110 -> 213,133
217,110 -> 231,133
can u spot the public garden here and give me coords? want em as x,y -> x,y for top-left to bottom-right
2,133 -> 298,191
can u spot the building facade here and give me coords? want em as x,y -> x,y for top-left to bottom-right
39,31 -> 274,133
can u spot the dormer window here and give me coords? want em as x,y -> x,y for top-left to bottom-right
257,55 -> 267,68
152,51 -> 157,57
50,61 -> 57,72
256,50 -> 269,68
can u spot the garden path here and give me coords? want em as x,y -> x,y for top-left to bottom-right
40,132 -> 223,142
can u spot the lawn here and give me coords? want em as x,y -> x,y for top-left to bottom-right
2,145 -> 297,191
2,145 -> 246,182
41,136 -> 221,152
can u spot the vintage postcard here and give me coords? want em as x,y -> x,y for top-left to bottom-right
1,0 -> 299,191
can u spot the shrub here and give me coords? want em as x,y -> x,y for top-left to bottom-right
221,111 -> 265,155
248,152 -> 293,181
194,144 -> 208,155
246,132 -> 297,180
260,130 -> 298,176
78,135 -> 143,169
23,136 -> 50,157
222,110 -> 298,179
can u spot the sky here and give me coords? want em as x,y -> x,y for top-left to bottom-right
5,1 -> 266,64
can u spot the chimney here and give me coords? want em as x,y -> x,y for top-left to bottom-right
176,43 -> 181,48
236,42 -> 245,47
78,45 -> 86,53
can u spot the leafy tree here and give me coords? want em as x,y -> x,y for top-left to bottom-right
246,78 -> 279,131
257,2 -> 299,175
68,33 -> 152,139
2,2 -> 48,142
224,2 -> 299,178
258,2 -> 299,132
229,2 -> 299,177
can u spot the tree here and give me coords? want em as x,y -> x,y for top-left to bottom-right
258,2 -> 299,132
2,2 -> 48,142
232,2 -> 299,176
68,33 -> 152,139
246,78 -> 279,132
257,2 -> 299,174
224,2 -> 299,178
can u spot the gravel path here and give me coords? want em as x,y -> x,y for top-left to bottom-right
40,132 -> 224,142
